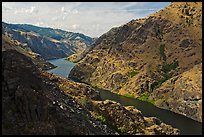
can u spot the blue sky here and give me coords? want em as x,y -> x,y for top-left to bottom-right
2,2 -> 171,37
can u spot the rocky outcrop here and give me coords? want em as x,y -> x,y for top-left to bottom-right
69,2 -> 202,121
42,73 -> 180,135
2,34 -> 55,70
2,22 -> 96,60
90,100 -> 179,135
2,36 -> 113,135
151,63 -> 202,122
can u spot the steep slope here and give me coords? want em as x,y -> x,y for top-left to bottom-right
2,35 -> 113,135
69,2 -> 202,121
2,34 -> 55,70
42,72 -> 179,135
150,63 -> 202,122
2,35 -> 179,135
66,44 -> 96,63
2,22 -> 96,60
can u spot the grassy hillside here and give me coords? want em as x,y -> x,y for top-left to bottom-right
69,2 -> 202,122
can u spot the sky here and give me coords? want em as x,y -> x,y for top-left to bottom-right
2,2 -> 171,37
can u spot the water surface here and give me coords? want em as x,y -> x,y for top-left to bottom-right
47,58 -> 202,135
47,58 -> 75,78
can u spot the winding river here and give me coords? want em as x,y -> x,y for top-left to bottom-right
47,58 -> 202,135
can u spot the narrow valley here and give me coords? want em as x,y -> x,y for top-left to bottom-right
2,2 -> 202,135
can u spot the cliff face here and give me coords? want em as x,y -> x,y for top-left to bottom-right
2,34 -> 55,70
151,63 -> 202,122
2,35 -> 179,135
2,35 -> 112,135
2,22 -> 96,60
69,2 -> 202,122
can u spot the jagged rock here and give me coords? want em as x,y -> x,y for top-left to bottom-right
91,100 -> 179,135
151,63 -> 202,122
2,35 -> 113,135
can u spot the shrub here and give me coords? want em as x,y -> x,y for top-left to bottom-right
128,71 -> 139,78
154,61 -> 178,90
159,44 -> 166,61
96,115 -> 107,124
118,126 -> 127,133
137,92 -> 155,105
154,24 -> 163,40
162,61 -> 178,73
124,93 -> 134,98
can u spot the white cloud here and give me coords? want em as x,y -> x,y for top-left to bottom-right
14,6 -> 39,14
72,9 -> 78,14
72,24 -> 79,29
2,2 -> 170,37
2,3 -> 12,11
34,22 -> 44,26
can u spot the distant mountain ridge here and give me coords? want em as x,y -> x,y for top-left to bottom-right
2,34 -> 56,70
2,22 -> 96,60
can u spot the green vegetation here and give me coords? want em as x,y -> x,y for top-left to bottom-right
128,71 -> 139,78
154,60 -> 179,90
96,114 -> 123,134
96,115 -> 107,124
124,93 -> 135,98
162,61 -> 179,73
118,126 -> 127,133
66,93 -> 74,98
137,92 -> 155,105
159,44 -> 166,61
155,24 -> 163,40
153,76 -> 169,90
135,128 -> 143,133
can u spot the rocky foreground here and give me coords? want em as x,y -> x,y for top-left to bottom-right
2,35 -> 179,135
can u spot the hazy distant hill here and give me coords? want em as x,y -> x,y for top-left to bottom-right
2,22 -> 96,60
2,34 -> 55,70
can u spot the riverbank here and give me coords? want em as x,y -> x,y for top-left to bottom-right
47,58 -> 202,135
42,71 -> 180,135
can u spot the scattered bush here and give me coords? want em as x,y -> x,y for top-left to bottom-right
137,92 -> 155,105
118,126 -> 127,133
155,25 -> 163,40
162,61 -> 178,73
96,115 -> 107,124
124,93 -> 135,98
128,71 -> 139,78
159,44 -> 166,61
154,61 -> 178,90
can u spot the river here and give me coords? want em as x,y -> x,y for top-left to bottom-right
47,58 -> 202,135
